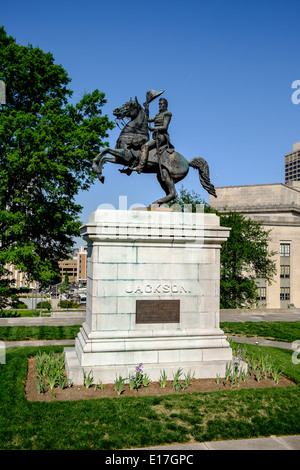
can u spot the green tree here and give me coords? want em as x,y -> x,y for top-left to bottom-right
0,27 -> 114,287
218,211 -> 276,309
169,187 -> 276,309
60,272 -> 69,293
63,272 -> 69,286
0,276 -> 16,310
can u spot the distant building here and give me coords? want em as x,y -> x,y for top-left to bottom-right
209,180 -> 300,309
59,258 -> 77,283
58,246 -> 87,284
285,141 -> 300,183
2,263 -> 38,290
2,246 -> 87,291
77,246 -> 87,284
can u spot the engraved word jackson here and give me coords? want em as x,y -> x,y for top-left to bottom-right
125,283 -> 191,294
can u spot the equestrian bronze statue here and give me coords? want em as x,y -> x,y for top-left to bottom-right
92,90 -> 217,205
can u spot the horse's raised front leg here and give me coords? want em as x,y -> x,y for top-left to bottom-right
92,148 -> 129,183
92,148 -> 111,183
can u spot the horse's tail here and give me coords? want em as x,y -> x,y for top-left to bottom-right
189,157 -> 217,198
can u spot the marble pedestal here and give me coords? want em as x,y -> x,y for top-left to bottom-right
64,208 -> 234,384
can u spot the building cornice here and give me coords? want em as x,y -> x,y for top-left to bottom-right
215,204 -> 300,215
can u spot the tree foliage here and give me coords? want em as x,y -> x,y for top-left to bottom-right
169,187 -> 277,309
0,27 -> 114,285
218,211 -> 276,309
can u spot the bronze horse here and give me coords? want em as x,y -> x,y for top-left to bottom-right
92,97 -> 217,205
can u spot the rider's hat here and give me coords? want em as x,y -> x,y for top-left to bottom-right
145,89 -> 164,104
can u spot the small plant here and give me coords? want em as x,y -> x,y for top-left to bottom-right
129,363 -> 144,391
47,373 -> 58,398
114,375 -> 126,395
172,367 -> 183,391
94,379 -> 104,391
172,368 -> 194,392
36,377 -> 46,394
247,357 -> 256,377
216,373 -> 221,390
172,367 -> 183,386
241,369 -> 248,383
256,369 -> 261,382
183,370 -> 195,388
83,370 -> 94,388
57,375 -> 68,390
129,376 -> 136,391
142,373 -> 151,388
266,358 -> 275,378
56,352 -> 66,371
272,365 -> 283,384
35,351 -> 48,378
129,363 -> 152,391
158,370 -> 167,388
224,362 -> 232,385
259,353 -> 268,376
236,348 -> 244,361
230,367 -> 239,389
174,381 -> 185,392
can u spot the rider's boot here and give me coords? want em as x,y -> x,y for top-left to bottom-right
130,145 -> 149,174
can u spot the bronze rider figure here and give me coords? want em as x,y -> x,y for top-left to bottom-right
130,94 -> 174,174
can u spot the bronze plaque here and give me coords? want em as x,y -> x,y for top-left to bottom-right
136,299 -> 180,324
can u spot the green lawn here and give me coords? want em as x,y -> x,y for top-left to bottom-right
0,343 -> 299,450
0,325 -> 81,341
1,321 -> 299,343
221,321 -> 300,343
1,310 -> 51,317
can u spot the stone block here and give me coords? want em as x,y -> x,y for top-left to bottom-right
98,245 -> 137,263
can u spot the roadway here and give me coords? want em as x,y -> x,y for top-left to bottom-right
1,308 -> 299,327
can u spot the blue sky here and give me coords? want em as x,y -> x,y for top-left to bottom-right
2,0 -> 300,240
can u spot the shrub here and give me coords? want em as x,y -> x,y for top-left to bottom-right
0,310 -> 21,318
58,300 -> 79,308
11,300 -> 28,309
36,301 -> 51,310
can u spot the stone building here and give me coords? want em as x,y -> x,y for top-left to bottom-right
2,263 -> 38,290
58,246 -> 87,284
209,181 -> 300,309
285,141 -> 300,184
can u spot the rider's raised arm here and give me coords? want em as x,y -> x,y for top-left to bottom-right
143,101 -> 150,121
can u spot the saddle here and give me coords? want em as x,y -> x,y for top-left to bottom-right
119,145 -> 174,175
147,145 -> 174,172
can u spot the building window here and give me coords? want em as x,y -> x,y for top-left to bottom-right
280,265 -> 290,278
256,267 -> 267,278
257,287 -> 266,301
280,287 -> 290,301
280,243 -> 290,256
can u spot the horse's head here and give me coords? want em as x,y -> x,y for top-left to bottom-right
113,97 -> 141,120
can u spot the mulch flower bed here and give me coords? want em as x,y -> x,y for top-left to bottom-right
25,357 -> 296,402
